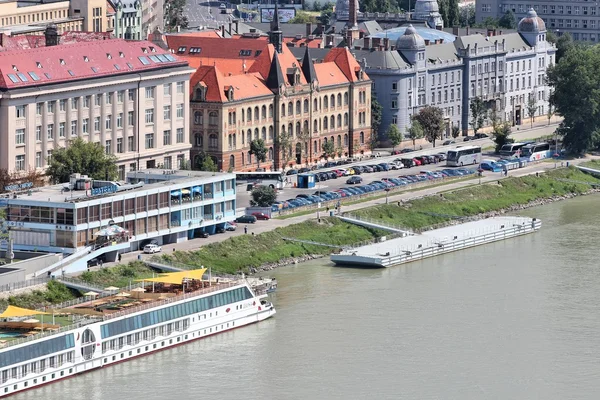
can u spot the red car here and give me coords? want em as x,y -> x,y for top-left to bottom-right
251,212 -> 270,220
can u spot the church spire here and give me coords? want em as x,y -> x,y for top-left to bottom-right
265,51 -> 285,92
301,46 -> 317,84
269,2 -> 283,53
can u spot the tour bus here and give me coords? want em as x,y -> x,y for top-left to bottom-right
499,142 -> 529,158
446,145 -> 482,167
520,142 -> 552,161
235,171 -> 285,189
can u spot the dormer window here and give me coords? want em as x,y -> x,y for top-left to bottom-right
227,87 -> 234,101
177,46 -> 186,53
149,46 -> 156,52
12,65 -> 17,71
83,56 -> 89,62
107,53 -> 112,59
60,59 -> 65,65
119,51 -> 125,58
36,62 -> 43,68
141,47 -> 148,53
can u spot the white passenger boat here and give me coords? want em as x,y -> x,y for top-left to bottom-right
0,269 -> 275,398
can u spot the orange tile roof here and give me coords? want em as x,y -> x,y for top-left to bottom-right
190,65 -> 226,102
165,35 -> 268,60
283,37 -> 323,48
179,56 -> 255,76
190,65 -> 273,102
248,44 -> 307,86
314,63 -> 349,87
323,47 -> 369,82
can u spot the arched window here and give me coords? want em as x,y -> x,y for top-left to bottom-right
261,105 -> 266,119
241,152 -> 245,165
313,98 -> 318,111
247,153 -> 252,164
268,147 -> 274,161
232,133 -> 236,148
269,104 -> 273,118
314,140 -> 318,154
242,108 -> 245,121
254,128 -> 259,140
228,135 -> 232,149
195,134 -> 202,147
337,135 -> 341,147
303,120 -> 308,134
313,120 -> 318,132
324,96 -> 329,109
337,93 -> 342,107
288,123 -> 293,137
229,154 -> 235,169
303,99 -> 309,113
261,127 -> 266,140
296,121 -> 301,137
343,92 -> 348,105
209,134 -> 218,149
323,137 -> 328,144
209,112 -> 218,125
281,104 -> 286,117
330,115 -> 335,129
288,102 -> 293,115
247,107 -> 252,122
330,94 -> 335,108
246,129 -> 251,144
194,111 -> 203,125
343,113 -> 348,126
330,135 -> 334,144
304,141 -> 308,155
269,126 -> 274,141
359,132 -> 364,144
195,88 -> 203,100
323,117 -> 328,130
254,106 -> 259,120
295,100 -> 301,115
344,134 -> 349,147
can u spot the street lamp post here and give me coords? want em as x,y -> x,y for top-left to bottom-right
385,188 -> 390,204
477,167 -> 484,184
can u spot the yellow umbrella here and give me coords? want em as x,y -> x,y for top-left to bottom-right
104,286 -> 119,292
0,305 -> 49,318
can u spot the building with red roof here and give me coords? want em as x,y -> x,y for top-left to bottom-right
172,15 -> 372,172
0,27 -> 194,176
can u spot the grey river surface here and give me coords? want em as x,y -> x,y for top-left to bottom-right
13,195 -> 600,400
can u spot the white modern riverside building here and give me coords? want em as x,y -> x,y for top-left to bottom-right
3,170 -> 236,267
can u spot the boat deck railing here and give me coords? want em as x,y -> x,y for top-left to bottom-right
102,281 -> 243,321
1,318 -> 101,350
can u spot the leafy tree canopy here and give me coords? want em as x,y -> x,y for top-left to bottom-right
407,120 -> 425,148
386,124 -> 403,150
250,186 -> 277,207
470,97 -> 488,135
322,140 -> 335,158
412,106 -> 445,147
46,138 -> 118,184
249,139 -> 268,168
498,10 -> 517,29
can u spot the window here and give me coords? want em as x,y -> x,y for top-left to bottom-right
36,103 -> 43,115
71,98 -> 78,109
71,121 -> 77,136
176,82 -> 184,94
15,155 -> 25,171
82,119 -> 89,134
84,96 -> 90,108
176,104 -> 184,119
47,102 -> 54,114
47,124 -> 54,140
106,93 -> 112,105
391,100 -> 398,109
95,94 -> 102,106
94,117 -> 101,132
15,129 -> 25,145
164,105 -> 171,120
128,111 -> 134,126
145,87 -> 155,99
106,115 -> 112,130
145,133 -> 154,149
35,152 -> 42,168
392,82 -> 397,91
105,140 -> 112,154
176,128 -> 184,143
163,84 -> 171,96
117,113 -> 123,128
128,89 -> 136,101
163,130 -> 171,146
59,99 -> 66,111
145,109 -> 154,124
118,91 -> 124,103
35,126 -> 42,141
16,105 -> 26,118
128,136 -> 135,152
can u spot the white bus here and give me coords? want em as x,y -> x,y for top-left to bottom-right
235,171 -> 285,189
520,142 -> 552,161
446,145 -> 482,167
499,142 -> 528,158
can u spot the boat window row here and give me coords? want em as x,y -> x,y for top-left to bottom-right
101,320 -> 190,354
0,351 -> 75,384
0,334 -> 75,369
100,287 -> 253,339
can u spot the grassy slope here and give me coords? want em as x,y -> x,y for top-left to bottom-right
352,167 -> 600,230
78,261 -> 156,288
0,280 -> 76,311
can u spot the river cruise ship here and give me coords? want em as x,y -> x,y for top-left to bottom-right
0,270 -> 275,398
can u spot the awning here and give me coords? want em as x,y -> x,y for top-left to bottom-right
170,190 -> 181,197
192,186 -> 202,194
0,305 -> 50,318
181,189 -> 191,196
136,268 -> 207,285
95,225 -> 128,237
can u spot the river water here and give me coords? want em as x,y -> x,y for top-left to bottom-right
13,195 -> 600,400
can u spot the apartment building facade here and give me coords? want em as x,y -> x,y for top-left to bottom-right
0,30 -> 193,178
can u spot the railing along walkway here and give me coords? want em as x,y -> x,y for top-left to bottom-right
339,214 -> 415,236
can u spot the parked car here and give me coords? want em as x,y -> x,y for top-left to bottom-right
224,222 -> 237,231
436,152 -> 447,161
251,212 -> 270,220
442,140 -> 456,145
198,231 -> 210,238
346,176 -> 363,184
463,136 -> 472,141
400,158 -> 415,168
474,133 -> 489,139
143,244 -> 162,254
87,255 -> 106,267
286,169 -> 298,176
236,215 -> 257,223
400,148 -> 414,153
298,167 -> 310,173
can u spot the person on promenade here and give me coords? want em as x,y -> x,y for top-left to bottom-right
244,226 -> 248,234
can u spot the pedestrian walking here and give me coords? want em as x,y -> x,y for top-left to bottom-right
118,253 -> 122,262
99,259 -> 103,268
244,226 -> 248,234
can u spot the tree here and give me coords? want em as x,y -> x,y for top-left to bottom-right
199,156 -> 218,173
555,32 -> 575,64
319,9 -> 333,26
498,10 -> 517,29
321,140 -> 335,159
288,11 -> 317,23
438,0 -> 450,27
547,45 -> 600,154
298,128 -> 312,164
386,124 -> 403,151
459,4 -> 476,27
371,97 -> 383,140
526,94 -> 538,128
478,16 -> 499,28
406,120 -> 424,148
492,122 -> 512,153
249,139 -> 268,169
46,138 -> 118,184
547,103 -> 555,125
250,186 -> 277,207
277,129 -> 294,168
412,106 -> 444,147
469,97 -> 487,136
312,1 -> 322,11
447,0 -> 460,27
451,125 -> 460,139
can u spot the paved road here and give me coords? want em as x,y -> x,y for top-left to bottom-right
185,0 -> 234,29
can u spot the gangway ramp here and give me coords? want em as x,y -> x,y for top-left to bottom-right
338,215 -> 415,236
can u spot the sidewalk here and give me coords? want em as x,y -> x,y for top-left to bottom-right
107,154 -> 595,270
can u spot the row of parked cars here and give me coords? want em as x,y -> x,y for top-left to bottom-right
271,168 -> 477,211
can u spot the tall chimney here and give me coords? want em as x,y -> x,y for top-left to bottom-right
44,24 -> 58,46
349,0 -> 357,27
306,23 -> 313,37
452,26 -> 459,36
363,36 -> 370,49
382,37 -> 389,50
466,26 -> 470,35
